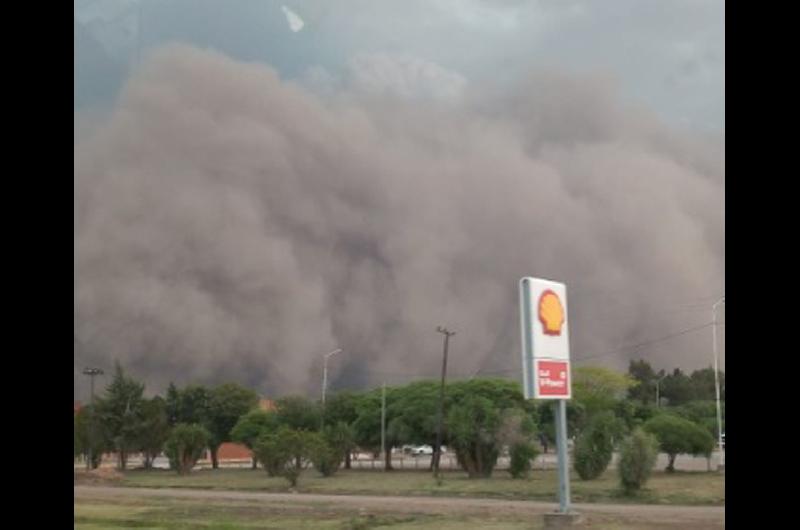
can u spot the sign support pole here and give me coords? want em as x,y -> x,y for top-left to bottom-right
555,399 -> 571,513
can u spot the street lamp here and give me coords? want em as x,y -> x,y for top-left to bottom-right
82,367 -> 104,470
321,348 -> 342,406
712,297 -> 725,470
655,373 -> 668,408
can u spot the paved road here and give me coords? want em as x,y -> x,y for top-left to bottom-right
74,485 -> 724,526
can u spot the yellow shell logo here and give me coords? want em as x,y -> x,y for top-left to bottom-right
538,290 -> 565,336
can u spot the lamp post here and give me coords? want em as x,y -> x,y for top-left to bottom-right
655,373 -> 668,408
712,297 -> 725,470
321,348 -> 342,406
82,367 -> 104,470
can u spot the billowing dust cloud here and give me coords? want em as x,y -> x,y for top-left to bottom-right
74,45 -> 724,398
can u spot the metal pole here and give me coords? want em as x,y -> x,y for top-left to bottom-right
322,357 -> 328,406
82,367 -> 104,471
320,349 -> 341,429
656,374 -> 667,408
555,399 -> 571,513
381,382 -> 386,471
712,297 -> 725,469
434,326 -> 454,477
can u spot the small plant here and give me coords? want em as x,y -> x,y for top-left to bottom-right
253,426 -> 317,487
618,428 -> 658,494
509,442 -> 539,479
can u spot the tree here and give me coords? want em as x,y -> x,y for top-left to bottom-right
205,383 -> 258,469
660,369 -> 693,407
74,405 -> 111,469
446,395 -> 502,478
164,423 -> 210,475
175,384 -> 211,425
627,359 -> 656,404
231,409 -> 281,469
574,412 -> 622,480
95,361 -> 145,470
276,396 -> 322,432
618,429 -> 659,494
643,414 -> 712,472
138,396 -> 170,469
165,382 -> 181,426
573,366 -> 637,425
689,368 -> 724,402
322,391 -> 363,469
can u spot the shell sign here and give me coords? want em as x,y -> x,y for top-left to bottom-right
538,290 -> 565,336
520,277 -> 571,400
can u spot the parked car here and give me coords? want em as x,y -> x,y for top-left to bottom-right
410,445 -> 433,456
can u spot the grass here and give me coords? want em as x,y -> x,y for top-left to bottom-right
74,494 -> 721,529
114,467 -> 724,506
74,495 -> 539,530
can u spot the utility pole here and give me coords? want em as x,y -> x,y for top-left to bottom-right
381,382 -> 387,471
82,367 -> 104,471
712,297 -> 725,470
433,326 -> 455,477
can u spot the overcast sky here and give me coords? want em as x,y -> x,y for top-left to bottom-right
75,0 -> 724,132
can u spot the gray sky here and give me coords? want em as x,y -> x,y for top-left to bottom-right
75,0 -> 724,132
74,1 -> 724,398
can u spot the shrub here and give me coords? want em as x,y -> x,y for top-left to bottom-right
164,423 -> 210,475
573,412 -> 620,480
618,428 -> 658,494
509,442 -> 539,479
253,426 -> 317,487
310,436 -> 343,477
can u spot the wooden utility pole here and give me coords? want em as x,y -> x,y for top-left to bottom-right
433,326 -> 455,477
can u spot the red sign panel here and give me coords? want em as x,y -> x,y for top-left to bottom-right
536,360 -> 570,397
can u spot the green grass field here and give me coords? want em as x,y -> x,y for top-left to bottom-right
74,494 -> 719,530
116,467 -> 724,506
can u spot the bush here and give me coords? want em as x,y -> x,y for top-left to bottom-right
310,436 -> 343,477
164,423 -> 210,475
253,426 -> 317,487
618,428 -> 658,494
573,412 -> 620,480
509,442 -> 539,479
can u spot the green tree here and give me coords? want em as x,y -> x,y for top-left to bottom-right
310,429 -> 345,477
276,396 -> 322,432
95,361 -> 145,470
574,412 -> 622,480
165,382 -> 181,426
573,366 -> 637,425
138,396 -> 170,469
322,391 -> 363,468
643,414 -> 712,472
205,383 -> 259,469
660,369 -> 693,406
497,408 -> 539,479
627,359 -> 656,404
231,409 -> 281,469
74,405 -> 111,469
164,423 -> 210,475
618,428 -> 659,494
446,395 -> 502,478
689,368 -> 724,402
175,384 -> 211,425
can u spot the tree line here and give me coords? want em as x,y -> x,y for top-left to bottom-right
74,358 -> 724,492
